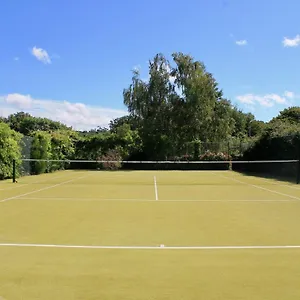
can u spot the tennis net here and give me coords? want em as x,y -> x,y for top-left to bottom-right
13,158 -> 300,184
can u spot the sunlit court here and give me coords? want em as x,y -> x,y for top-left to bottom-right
1,167 -> 300,299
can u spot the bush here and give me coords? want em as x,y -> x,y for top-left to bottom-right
0,123 -> 23,179
199,150 -> 230,161
243,131 -> 300,161
30,131 -> 52,174
180,154 -> 193,161
97,149 -> 122,170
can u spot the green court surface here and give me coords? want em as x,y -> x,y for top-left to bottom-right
1,170 -> 300,299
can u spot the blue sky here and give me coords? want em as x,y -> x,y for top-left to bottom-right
0,0 -> 299,130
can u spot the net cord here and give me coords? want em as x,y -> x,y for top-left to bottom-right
20,159 -> 300,164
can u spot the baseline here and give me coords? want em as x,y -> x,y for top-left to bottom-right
13,197 -> 296,202
0,243 -> 300,250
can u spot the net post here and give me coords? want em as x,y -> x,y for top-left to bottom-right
227,141 -> 231,170
12,159 -> 16,183
297,139 -> 300,184
297,160 -> 300,184
227,141 -> 230,160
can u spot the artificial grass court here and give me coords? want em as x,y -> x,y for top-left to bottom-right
1,170 -> 300,299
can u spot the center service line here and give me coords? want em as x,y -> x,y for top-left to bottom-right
154,176 -> 158,200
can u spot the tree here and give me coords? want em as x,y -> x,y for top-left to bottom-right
114,123 -> 142,158
248,120 -> 266,137
209,99 -> 235,143
231,108 -> 252,137
124,53 -> 174,159
244,111 -> 300,161
109,116 -> 139,132
6,112 -> 70,135
30,131 -> 52,174
123,52 -> 236,159
50,130 -> 77,171
0,122 -> 22,179
271,107 -> 300,124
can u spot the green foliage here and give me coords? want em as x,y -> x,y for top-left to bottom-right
199,151 -> 230,161
49,130 -> 76,171
6,112 -> 70,135
74,123 -> 142,163
114,123 -> 143,158
231,109 -> 253,137
74,131 -> 114,160
30,131 -> 52,174
244,117 -> 300,160
272,107 -> 300,124
249,120 -> 266,137
98,149 -> 122,170
2,53 -> 299,180
109,116 -> 140,132
124,53 -> 175,159
123,52 -> 255,160
0,122 -> 23,179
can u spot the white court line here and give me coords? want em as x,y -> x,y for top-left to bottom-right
14,197 -> 295,202
154,176 -> 158,200
0,243 -> 300,250
0,173 -> 91,203
276,184 -> 300,190
0,172 -> 71,191
234,174 -> 300,190
216,172 -> 300,201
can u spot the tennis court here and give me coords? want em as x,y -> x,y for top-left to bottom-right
1,168 -> 300,299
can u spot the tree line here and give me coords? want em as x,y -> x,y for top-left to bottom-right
1,52 -> 299,179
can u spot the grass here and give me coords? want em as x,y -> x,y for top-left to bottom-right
1,170 -> 300,299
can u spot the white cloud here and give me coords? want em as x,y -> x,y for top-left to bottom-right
31,46 -> 51,64
282,35 -> 300,47
235,40 -> 247,46
236,94 -> 255,105
0,93 -> 127,131
283,91 -> 294,98
236,91 -> 294,108
14,57 -> 19,61
6,94 -> 33,109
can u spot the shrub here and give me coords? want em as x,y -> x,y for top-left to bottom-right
97,149 -> 122,170
0,123 -> 23,179
180,154 -> 193,161
199,150 -> 230,161
30,131 -> 52,174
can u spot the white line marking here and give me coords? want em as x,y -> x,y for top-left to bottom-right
0,173 -> 91,203
278,184 -> 300,190
0,243 -> 300,250
0,172 -> 71,191
154,176 -> 158,200
13,197 -> 295,202
235,174 -> 300,190
216,173 -> 300,201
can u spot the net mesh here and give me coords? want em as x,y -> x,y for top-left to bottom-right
16,158 -> 300,184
